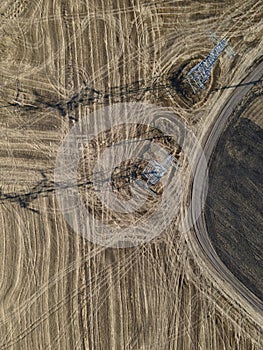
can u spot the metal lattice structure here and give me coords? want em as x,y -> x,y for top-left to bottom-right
185,38 -> 228,94
136,154 -> 180,195
210,32 -> 235,58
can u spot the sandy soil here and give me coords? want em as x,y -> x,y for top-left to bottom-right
0,0 -> 262,349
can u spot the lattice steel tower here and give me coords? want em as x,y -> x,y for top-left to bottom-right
185,38 -> 228,94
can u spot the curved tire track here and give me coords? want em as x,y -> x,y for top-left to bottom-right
191,62 -> 263,315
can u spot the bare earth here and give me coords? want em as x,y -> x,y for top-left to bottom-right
0,0 -> 262,349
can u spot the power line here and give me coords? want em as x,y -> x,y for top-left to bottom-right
213,79 -> 263,91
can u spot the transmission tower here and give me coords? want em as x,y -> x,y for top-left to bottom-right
135,154 -> 181,196
209,32 -> 235,58
185,38 -> 228,94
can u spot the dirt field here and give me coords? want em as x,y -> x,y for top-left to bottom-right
205,84 -> 263,300
0,0 -> 262,349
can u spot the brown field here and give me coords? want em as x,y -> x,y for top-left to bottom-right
205,84 -> 263,301
0,0 -> 262,349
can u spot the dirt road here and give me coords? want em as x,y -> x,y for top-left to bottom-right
190,62 -> 263,315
